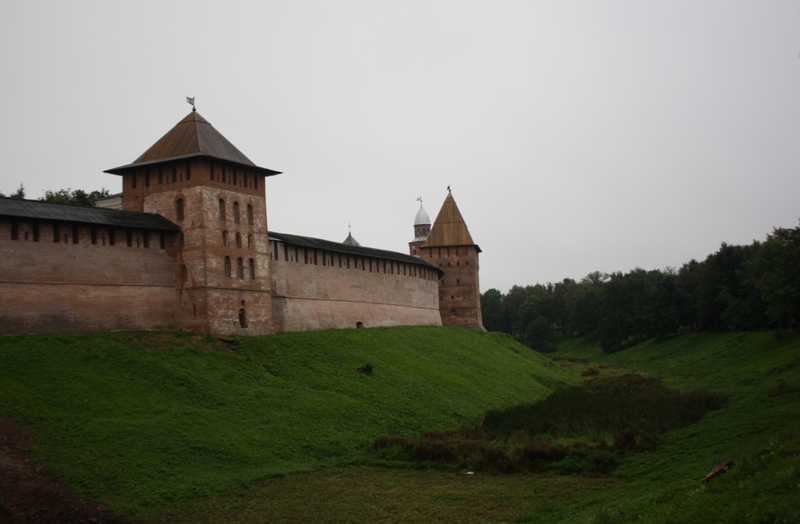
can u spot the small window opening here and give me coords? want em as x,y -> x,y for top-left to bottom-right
224,256 -> 231,277
72,223 -> 79,244
239,308 -> 248,328
223,230 -> 228,246
53,222 -> 60,243
219,199 -> 226,221
249,258 -> 255,280
247,204 -> 253,225
109,228 -> 115,246
356,321 -> 364,329
176,198 -> 184,221
236,232 -> 242,248
234,202 -> 240,223
237,257 -> 243,279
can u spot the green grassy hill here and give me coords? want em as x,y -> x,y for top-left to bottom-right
0,327 -> 571,515
534,332 -> 800,523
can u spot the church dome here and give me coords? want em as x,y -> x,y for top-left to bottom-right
414,203 -> 431,226
342,232 -> 361,247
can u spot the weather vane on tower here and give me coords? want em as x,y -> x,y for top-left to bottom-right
186,96 -> 196,112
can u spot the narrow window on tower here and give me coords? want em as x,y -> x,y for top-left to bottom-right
53,222 -> 60,243
233,202 -> 240,223
247,204 -> 253,225
222,230 -> 228,246
236,232 -> 242,248
224,256 -> 231,277
247,234 -> 252,249
72,223 -> 79,244
219,199 -> 226,220
109,228 -> 115,246
237,257 -> 243,279
176,198 -> 184,221
10,219 -> 18,240
249,258 -> 255,280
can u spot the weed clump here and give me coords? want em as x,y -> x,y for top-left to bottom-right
371,375 -> 727,475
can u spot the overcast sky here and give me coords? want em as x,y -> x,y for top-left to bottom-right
2,1 -> 798,293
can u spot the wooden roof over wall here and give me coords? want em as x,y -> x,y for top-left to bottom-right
268,231 -> 443,276
105,112 -> 280,176
0,198 -> 180,231
422,193 -> 480,251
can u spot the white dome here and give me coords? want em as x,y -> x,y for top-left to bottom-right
414,203 -> 431,226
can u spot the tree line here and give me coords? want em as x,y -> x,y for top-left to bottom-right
481,222 -> 800,353
0,185 -> 110,205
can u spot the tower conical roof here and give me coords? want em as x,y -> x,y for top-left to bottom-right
105,112 -> 280,176
422,192 -> 479,250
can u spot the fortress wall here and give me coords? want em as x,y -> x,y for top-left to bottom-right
270,241 -> 442,332
0,218 -> 179,334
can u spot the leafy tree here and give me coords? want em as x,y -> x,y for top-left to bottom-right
696,242 -> 767,331
40,188 -> 110,206
0,184 -> 26,199
749,224 -> 800,331
525,316 -> 555,352
480,289 -> 505,332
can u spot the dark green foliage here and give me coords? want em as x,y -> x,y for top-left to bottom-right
748,224 -> 800,330
482,221 -> 800,345
480,288 -> 504,332
39,187 -> 111,206
0,183 -> 26,199
372,375 -> 724,475
482,375 -> 727,436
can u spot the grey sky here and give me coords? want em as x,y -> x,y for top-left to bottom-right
2,1 -> 798,294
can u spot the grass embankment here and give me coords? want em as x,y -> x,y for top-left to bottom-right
0,326 -> 571,516
528,332 -> 800,523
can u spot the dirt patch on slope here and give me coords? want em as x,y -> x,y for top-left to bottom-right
0,413 -> 137,523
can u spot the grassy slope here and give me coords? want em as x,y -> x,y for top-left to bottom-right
0,326 -> 571,515
535,332 -> 800,523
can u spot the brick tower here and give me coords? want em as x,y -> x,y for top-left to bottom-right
413,191 -> 483,329
105,110 -> 281,335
